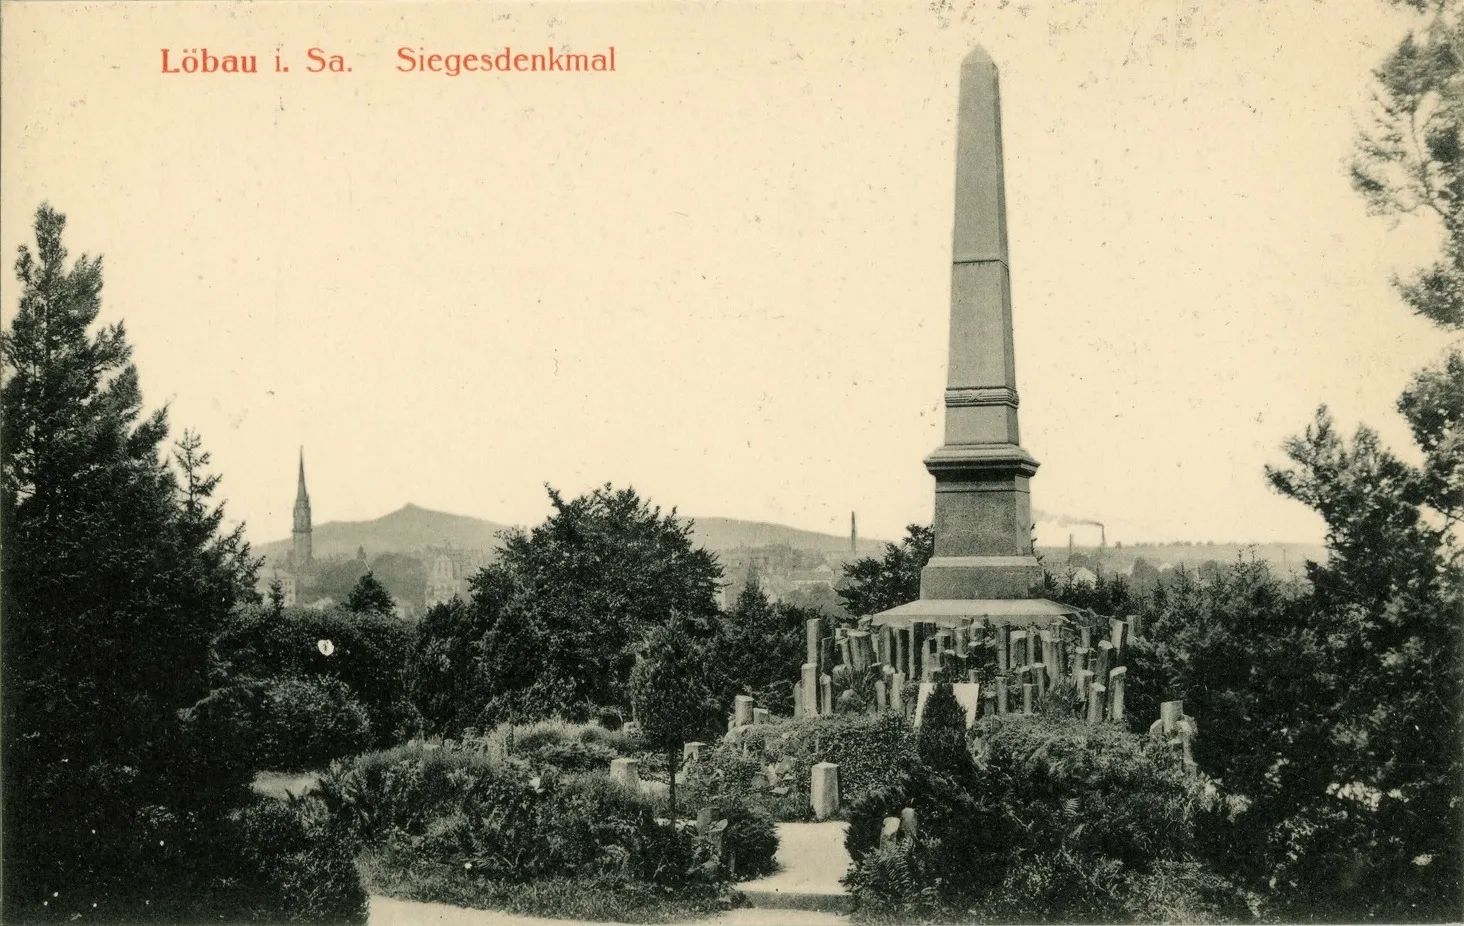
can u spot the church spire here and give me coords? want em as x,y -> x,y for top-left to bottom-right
295,447 -> 309,505
292,447 -> 313,568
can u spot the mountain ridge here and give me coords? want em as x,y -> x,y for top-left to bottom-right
255,503 -> 887,563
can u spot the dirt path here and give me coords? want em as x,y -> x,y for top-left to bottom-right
369,894 -> 848,926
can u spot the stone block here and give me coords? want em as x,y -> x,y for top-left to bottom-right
811,762 -> 840,820
952,682 -> 981,728
880,816 -> 902,851
752,707 -> 770,725
1087,684 -> 1106,724
900,806 -> 919,840
734,695 -> 755,727
610,758 -> 640,790
1109,666 -> 1127,721
683,741 -> 706,763
801,663 -> 819,717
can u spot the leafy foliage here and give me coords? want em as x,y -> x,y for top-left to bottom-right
256,677 -> 375,772
215,604 -> 422,759
1259,409 -> 1464,919
687,713 -> 918,821
346,570 -> 396,616
838,524 -> 934,618
844,714 -> 1245,921
225,794 -> 370,924
409,595 -> 496,736
718,803 -> 780,880
319,742 -> 712,889
705,577 -> 819,716
418,484 -> 723,728
630,614 -> 721,822
914,683 -> 977,782
1352,0 -> 1464,330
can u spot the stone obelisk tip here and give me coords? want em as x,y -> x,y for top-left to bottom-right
960,44 -> 995,69
952,45 -> 1007,266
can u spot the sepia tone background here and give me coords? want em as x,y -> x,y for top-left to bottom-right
0,0 -> 1448,550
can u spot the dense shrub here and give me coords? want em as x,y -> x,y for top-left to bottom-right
914,683 -> 976,781
843,714 -> 1249,921
224,794 -> 370,924
258,677 -> 374,772
318,741 -> 707,887
215,605 -> 422,754
719,802 -> 779,879
687,713 -> 918,821
844,762 -> 997,894
840,838 -> 941,918
462,719 -> 640,773
705,580 -> 820,716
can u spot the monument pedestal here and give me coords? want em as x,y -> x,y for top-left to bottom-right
921,441 -> 1042,599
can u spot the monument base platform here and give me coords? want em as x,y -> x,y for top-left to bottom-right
869,597 -> 1078,629
920,553 -> 1043,599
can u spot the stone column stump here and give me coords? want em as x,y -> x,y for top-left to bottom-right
811,762 -> 840,820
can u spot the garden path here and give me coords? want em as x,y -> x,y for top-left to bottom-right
367,821 -> 854,926
369,894 -> 847,925
734,821 -> 853,915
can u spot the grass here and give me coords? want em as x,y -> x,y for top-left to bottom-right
358,848 -> 734,924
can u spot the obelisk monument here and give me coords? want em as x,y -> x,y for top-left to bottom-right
918,46 -> 1044,601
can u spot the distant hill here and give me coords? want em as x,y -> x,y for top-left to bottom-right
684,517 -> 885,555
1037,542 -> 1329,578
257,503 -> 887,565
257,503 -> 513,563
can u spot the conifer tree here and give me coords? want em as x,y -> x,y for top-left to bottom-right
346,569 -> 395,615
0,204 -> 265,919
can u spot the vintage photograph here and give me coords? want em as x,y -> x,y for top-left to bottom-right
1,1 -> 1459,923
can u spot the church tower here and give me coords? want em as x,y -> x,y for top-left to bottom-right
292,448 -> 313,569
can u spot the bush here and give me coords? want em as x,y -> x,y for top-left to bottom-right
225,794 -> 369,924
687,713 -> 917,821
461,719 -> 640,773
318,741 -> 706,888
840,837 -> 941,918
258,677 -> 374,771
844,762 -> 999,895
215,605 -> 422,752
719,803 -> 779,880
842,714 -> 1248,921
915,683 -> 976,782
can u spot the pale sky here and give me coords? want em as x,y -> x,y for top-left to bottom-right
1,0 -> 1451,549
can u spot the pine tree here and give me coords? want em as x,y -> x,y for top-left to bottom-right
916,682 -> 976,782
346,569 -> 395,615
0,204 -> 263,920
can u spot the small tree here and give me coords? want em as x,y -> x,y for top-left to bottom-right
916,682 -> 976,783
839,524 -> 934,618
706,577 -> 815,715
629,615 -> 718,824
346,570 -> 394,616
268,578 -> 287,616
